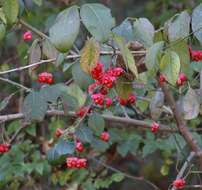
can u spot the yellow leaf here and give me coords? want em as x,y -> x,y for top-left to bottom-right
80,38 -> 100,74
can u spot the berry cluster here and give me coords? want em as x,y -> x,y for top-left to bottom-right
23,31 -> 32,41
172,179 -> 186,189
100,132 -> 110,142
89,62 -> 124,107
189,47 -> 202,61
66,157 -> 87,169
38,72 -> 53,84
0,144 -> 10,153
151,122 -> 160,133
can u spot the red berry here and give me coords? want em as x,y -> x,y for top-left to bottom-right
91,93 -> 104,106
176,73 -> 187,86
91,62 -> 103,80
101,74 -> 115,89
76,106 -> 90,118
76,141 -> 84,153
100,87 -> 108,95
127,94 -> 136,104
88,82 -> 98,94
151,122 -> 160,133
100,132 -> 110,142
38,72 -> 53,84
179,73 -> 187,82
0,144 -> 10,153
55,128 -> 63,138
173,179 -> 185,189
105,98 -> 112,108
117,97 -> 127,106
159,74 -> 166,85
189,47 -> 202,61
112,67 -> 124,77
23,31 -> 32,41
66,157 -> 87,169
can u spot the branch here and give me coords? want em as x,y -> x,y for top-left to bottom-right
19,19 -> 49,39
0,77 -> 31,91
161,84 -> 202,167
171,152 -> 195,190
90,156 -> 160,190
0,51 -> 146,75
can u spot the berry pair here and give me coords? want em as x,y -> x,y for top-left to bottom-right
118,94 -> 136,106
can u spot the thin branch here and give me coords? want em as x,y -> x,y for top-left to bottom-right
161,84 -> 202,168
171,152 -> 195,190
0,110 -> 180,133
90,156 -> 160,190
0,77 -> 31,91
19,19 -> 49,39
0,50 -> 145,75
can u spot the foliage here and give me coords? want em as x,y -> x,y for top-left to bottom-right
1,1 -> 202,190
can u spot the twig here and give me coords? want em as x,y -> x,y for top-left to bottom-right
0,110 -> 179,133
90,156 -> 160,190
0,77 -> 31,91
161,84 -> 202,168
171,152 -> 195,190
19,19 -> 49,39
0,51 -> 145,75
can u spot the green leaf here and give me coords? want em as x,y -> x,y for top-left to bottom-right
55,53 -> 65,67
80,38 -> 100,74
39,84 -> 66,103
117,135 -> 140,157
181,88 -> 199,120
80,3 -> 115,42
133,18 -> 154,48
61,93 -> 78,111
22,91 -> 48,122
72,62 -> 94,90
113,35 -> 138,78
55,139 -> 75,155
169,40 -> 191,78
66,83 -> 86,107
32,0 -> 42,6
42,39 -> 59,59
160,50 -> 180,85
113,18 -> 134,42
3,0 -> 19,25
35,163 -> 44,175
28,39 -> 41,75
142,143 -> 157,157
192,3 -> 202,45
167,11 -> 190,42
88,113 -> 105,135
49,6 -> 80,53
190,61 -> 202,72
91,138 -> 109,152
145,41 -> 164,74
75,126 -> 93,143
149,89 -> 164,120
160,164 -> 169,176
115,77 -> 133,99
0,22 -> 6,41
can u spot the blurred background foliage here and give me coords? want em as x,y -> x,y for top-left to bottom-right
0,0 -> 202,190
